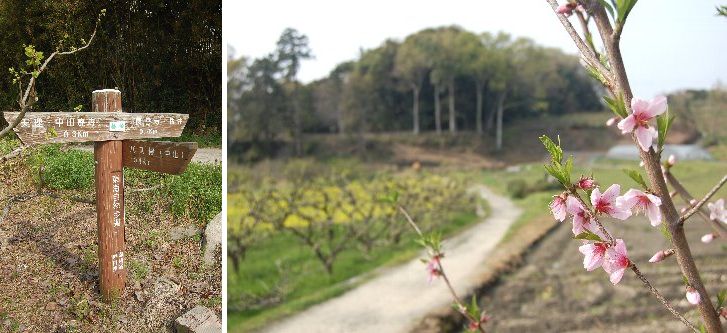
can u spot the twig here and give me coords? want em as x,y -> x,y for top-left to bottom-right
0,146 -> 25,164
0,194 -> 38,224
545,0 -> 613,89
678,175 -> 727,224
398,205 -> 487,333
665,172 -> 727,239
631,265 -> 698,332
0,12 -> 102,139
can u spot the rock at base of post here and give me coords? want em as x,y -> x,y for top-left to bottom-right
174,306 -> 221,333
203,212 -> 221,266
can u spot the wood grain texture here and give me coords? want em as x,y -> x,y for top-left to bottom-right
122,140 -> 198,175
3,112 -> 188,145
93,89 -> 127,301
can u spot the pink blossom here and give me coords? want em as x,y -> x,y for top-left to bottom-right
426,256 -> 441,283
648,248 -> 674,263
685,286 -> 701,305
617,96 -> 667,151
556,2 -> 577,16
550,193 -> 568,222
578,242 -> 608,271
603,239 -> 630,284
720,307 -> 727,319
616,189 -> 662,226
467,312 -> 491,331
707,198 -> 726,223
591,184 -> 631,220
576,176 -> 596,190
700,233 -> 715,243
566,196 -> 600,236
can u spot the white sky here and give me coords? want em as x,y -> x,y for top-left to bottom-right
224,0 -> 727,97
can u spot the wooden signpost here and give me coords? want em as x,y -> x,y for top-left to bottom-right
3,89 -> 197,301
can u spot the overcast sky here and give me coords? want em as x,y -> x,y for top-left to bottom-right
224,0 -> 727,97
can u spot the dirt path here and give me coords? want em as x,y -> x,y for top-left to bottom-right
262,186 -> 521,333
74,146 -> 221,164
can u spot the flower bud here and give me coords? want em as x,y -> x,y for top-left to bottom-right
689,199 -> 697,206
680,207 -> 688,214
667,154 -> 676,166
639,161 -> 645,167
686,286 -> 701,305
556,2 -> 577,16
576,176 -> 596,190
720,307 -> 727,319
701,233 -> 715,243
606,117 -> 617,126
648,249 -> 675,263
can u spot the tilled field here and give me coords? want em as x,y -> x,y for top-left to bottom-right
479,213 -> 726,333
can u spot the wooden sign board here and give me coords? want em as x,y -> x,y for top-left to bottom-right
122,140 -> 197,175
3,112 -> 189,145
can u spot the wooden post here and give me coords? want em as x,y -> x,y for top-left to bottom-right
93,89 -> 126,301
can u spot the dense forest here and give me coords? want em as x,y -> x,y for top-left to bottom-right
0,0 -> 222,132
227,26 -> 603,157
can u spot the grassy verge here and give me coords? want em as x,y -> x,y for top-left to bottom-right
228,210 -> 481,332
169,131 -> 222,148
15,144 -> 222,226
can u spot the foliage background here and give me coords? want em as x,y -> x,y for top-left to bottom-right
0,0 -> 222,132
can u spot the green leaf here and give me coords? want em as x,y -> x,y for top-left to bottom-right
603,94 -> 628,118
598,0 -> 616,20
615,0 -> 638,23
622,169 -> 648,190
656,107 -> 674,151
539,135 -> 563,164
574,231 -> 603,242
564,155 -> 574,184
717,289 -> 727,308
469,295 -> 480,318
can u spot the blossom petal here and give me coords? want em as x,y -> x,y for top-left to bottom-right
635,126 -> 656,151
630,98 -> 650,116
601,184 -> 621,203
646,203 -> 662,226
609,267 -> 626,285
590,187 -> 601,207
644,96 -> 667,118
617,114 -> 636,134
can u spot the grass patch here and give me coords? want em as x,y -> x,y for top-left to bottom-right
20,146 -> 221,226
227,211 -> 479,332
169,131 -> 222,148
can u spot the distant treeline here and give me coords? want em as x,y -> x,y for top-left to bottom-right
0,0 -> 221,132
228,26 -> 603,154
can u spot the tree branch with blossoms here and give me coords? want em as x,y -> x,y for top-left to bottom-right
547,1 -> 725,331
397,205 -> 489,333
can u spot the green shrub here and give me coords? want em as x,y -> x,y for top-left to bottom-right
507,179 -> 528,198
166,162 -> 222,225
34,145 -> 94,190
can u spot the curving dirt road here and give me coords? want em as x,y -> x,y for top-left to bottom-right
262,186 -> 521,333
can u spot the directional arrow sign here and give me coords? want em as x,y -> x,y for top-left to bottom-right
122,140 -> 197,175
3,112 -> 189,145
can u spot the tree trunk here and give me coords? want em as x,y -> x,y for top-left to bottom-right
293,102 -> 302,156
495,90 -> 507,151
434,85 -> 442,134
448,79 -> 456,133
486,99 -> 496,132
412,85 -> 420,135
475,81 -> 483,134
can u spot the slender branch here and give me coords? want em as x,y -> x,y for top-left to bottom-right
545,0 -> 614,89
665,172 -> 727,240
0,146 -> 25,164
0,13 -> 101,139
398,205 -> 487,333
678,175 -> 727,224
630,265 -> 698,332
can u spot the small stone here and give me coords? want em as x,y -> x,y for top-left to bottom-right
202,213 -> 221,266
174,306 -> 221,333
170,225 -> 200,241
45,302 -> 58,311
152,277 -> 180,299
135,291 -> 145,302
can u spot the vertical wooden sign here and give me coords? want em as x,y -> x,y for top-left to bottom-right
93,89 -> 126,301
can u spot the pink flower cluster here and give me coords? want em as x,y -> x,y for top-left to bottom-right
707,198 -> 726,224
426,256 -> 442,283
549,183 -> 664,284
556,1 -> 584,17
616,96 -> 667,152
